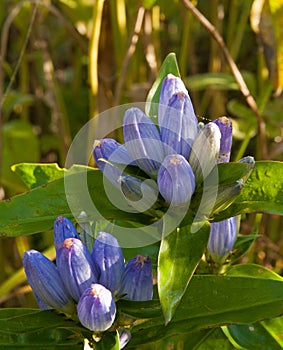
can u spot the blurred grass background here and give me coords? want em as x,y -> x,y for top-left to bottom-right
0,0 -> 283,309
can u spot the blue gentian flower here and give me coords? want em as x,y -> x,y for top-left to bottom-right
189,122 -> 221,183
207,217 -> 237,262
119,254 -> 153,301
56,238 -> 99,302
23,250 -> 75,313
213,117 -> 232,163
77,283 -> 116,332
123,107 -> 164,177
91,232 -> 124,295
54,216 -> 80,250
93,73 -> 224,208
157,154 -> 195,206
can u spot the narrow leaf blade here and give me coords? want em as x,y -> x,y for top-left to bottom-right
158,222 -> 210,324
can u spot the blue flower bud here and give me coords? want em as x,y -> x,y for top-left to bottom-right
93,138 -> 135,189
159,92 -> 198,159
77,283 -> 116,332
93,138 -> 135,169
119,255 -> 153,301
119,175 -> 158,212
157,154 -> 195,206
207,217 -> 237,263
159,74 -> 188,108
91,232 -> 124,295
118,328 -> 131,349
189,122 -> 221,183
57,238 -> 99,302
54,216 -> 80,250
23,250 -> 75,313
213,117 -> 232,163
123,107 -> 164,177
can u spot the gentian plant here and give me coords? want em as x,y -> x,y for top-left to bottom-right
0,54 -> 283,349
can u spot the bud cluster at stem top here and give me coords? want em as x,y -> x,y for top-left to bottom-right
23,216 -> 153,339
93,74 -> 230,209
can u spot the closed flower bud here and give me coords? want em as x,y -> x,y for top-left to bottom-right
157,154 -> 195,206
23,250 -> 75,314
159,74 -> 188,108
159,92 -> 198,159
93,138 -> 135,169
119,175 -> 158,212
93,138 -> 134,189
119,255 -> 153,301
91,232 -> 124,295
54,216 -> 80,250
189,122 -> 221,183
207,217 -> 237,263
77,283 -> 116,332
123,107 -> 164,177
213,117 -> 232,163
57,238 -> 99,302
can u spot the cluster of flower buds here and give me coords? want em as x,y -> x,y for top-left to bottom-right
93,74 -> 241,262
93,73 -> 223,208
23,216 -> 153,342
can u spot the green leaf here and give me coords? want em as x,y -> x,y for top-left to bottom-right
223,321 -> 283,350
0,309 -> 121,349
0,166 -> 151,237
0,309 -> 87,349
125,275 -> 283,346
226,263 -> 283,281
145,52 -> 180,118
157,222 -> 210,324
214,161 -> 283,220
11,163 -> 86,189
196,328 -> 234,350
224,262 -> 283,349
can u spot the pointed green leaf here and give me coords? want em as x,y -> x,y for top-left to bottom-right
0,166 -> 151,237
215,161 -> 283,220
158,222 -> 210,324
124,275 -> 283,346
0,309 -> 87,349
146,52 -> 180,118
226,263 -> 283,281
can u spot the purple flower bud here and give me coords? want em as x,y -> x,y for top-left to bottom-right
213,117 -> 232,163
57,238 -> 99,302
119,175 -> 158,212
77,283 -> 116,332
189,122 -> 221,182
93,138 -> 135,169
54,216 -> 80,250
119,255 -> 153,301
23,250 -> 75,313
118,328 -> 131,349
159,92 -> 198,159
207,217 -> 237,262
123,107 -> 164,177
159,74 -> 188,108
157,154 -> 195,206
93,138 -> 135,189
91,232 -> 124,295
